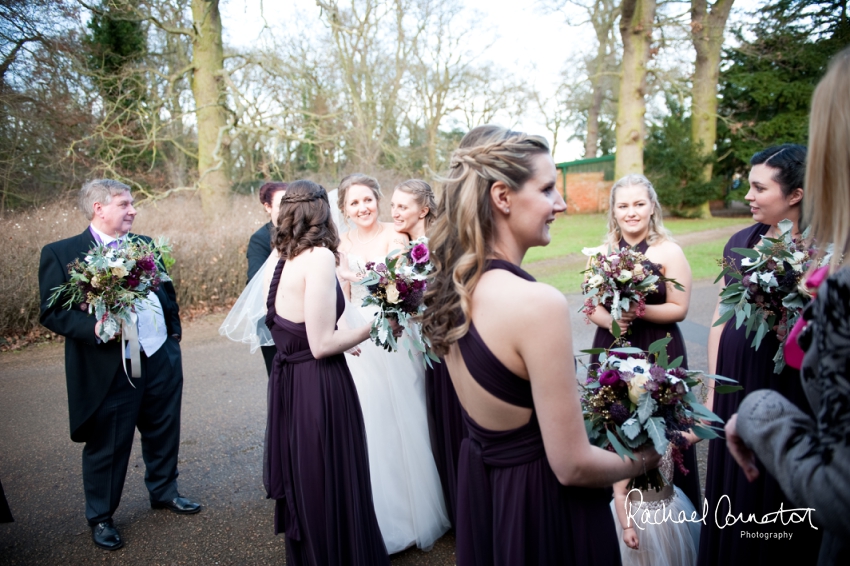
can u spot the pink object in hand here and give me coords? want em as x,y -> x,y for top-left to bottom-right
784,266 -> 830,369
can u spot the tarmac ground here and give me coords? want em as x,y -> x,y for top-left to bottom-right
0,281 -> 719,565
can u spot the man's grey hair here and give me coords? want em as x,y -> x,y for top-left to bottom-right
78,179 -> 131,220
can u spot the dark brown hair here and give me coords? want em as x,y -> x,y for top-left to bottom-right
273,180 -> 339,262
259,181 -> 288,206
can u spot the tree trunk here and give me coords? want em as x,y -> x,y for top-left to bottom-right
585,75 -> 605,159
615,0 -> 656,180
191,0 -> 230,218
585,0 -> 619,159
690,0 -> 734,217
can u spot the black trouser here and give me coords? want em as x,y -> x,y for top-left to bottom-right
81,337 -> 183,526
261,345 -> 276,377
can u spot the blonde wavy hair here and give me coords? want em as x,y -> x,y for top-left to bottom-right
804,46 -> 850,273
421,125 -> 550,356
605,174 -> 673,248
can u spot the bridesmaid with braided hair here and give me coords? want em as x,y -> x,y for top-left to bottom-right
421,125 -> 661,565
263,180 -> 392,565
391,179 -> 467,529
335,174 -> 450,554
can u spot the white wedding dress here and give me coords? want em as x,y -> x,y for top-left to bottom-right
610,452 -> 701,566
342,254 -> 450,554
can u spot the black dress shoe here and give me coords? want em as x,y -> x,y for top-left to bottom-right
91,519 -> 124,550
151,495 -> 201,515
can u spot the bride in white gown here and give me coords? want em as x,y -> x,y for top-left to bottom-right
335,174 -> 450,554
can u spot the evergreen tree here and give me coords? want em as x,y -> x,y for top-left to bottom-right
645,96 -> 719,215
84,0 -> 147,105
715,0 -> 849,190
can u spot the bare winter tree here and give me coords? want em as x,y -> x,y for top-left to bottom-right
316,0 -> 422,169
690,0 -> 734,216
75,0 -> 231,218
615,0 -> 656,178
0,0 -> 89,211
408,0 -> 474,173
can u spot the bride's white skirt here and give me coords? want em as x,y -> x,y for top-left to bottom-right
611,486 -> 701,566
342,302 -> 450,553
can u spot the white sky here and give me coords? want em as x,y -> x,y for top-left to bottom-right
220,0 -> 761,164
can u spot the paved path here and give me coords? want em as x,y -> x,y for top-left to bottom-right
0,281 -> 720,565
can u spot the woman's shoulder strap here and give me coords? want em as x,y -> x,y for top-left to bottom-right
265,258 -> 286,329
485,258 -> 536,282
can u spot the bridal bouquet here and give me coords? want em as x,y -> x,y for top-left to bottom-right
580,245 -> 684,333
713,219 -> 829,373
581,336 -> 740,492
356,238 -> 439,365
47,237 -> 173,342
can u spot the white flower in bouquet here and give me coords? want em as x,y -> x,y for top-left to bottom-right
616,270 -> 633,283
617,357 -> 652,404
790,251 -> 807,271
111,265 -> 128,278
587,274 -> 604,288
385,282 -> 400,304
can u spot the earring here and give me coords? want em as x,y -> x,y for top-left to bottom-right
505,207 -> 510,214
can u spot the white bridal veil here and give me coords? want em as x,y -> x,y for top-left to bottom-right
218,188 -> 347,352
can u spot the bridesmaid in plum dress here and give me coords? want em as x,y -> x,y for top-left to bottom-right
586,174 -> 700,509
699,145 -> 822,565
263,180 -> 391,565
421,125 -> 662,565
391,179 -> 467,529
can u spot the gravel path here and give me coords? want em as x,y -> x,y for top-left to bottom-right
0,274 -> 723,565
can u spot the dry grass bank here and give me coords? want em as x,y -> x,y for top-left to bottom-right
0,194 -> 268,349
0,177 -> 407,350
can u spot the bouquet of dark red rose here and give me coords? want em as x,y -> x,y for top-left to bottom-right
356,237 -> 439,365
46,236 -> 174,343
713,219 -> 832,373
581,245 -> 684,334
581,336 -> 740,492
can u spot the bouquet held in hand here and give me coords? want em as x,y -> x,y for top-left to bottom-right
713,219 -> 830,373
47,236 -> 173,343
580,245 -> 684,333
356,238 -> 439,365
581,336 -> 740,492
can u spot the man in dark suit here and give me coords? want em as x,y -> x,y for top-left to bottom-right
38,179 -> 200,551
246,181 -> 287,376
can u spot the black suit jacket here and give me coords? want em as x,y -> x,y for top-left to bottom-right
246,222 -> 273,283
38,229 -> 181,442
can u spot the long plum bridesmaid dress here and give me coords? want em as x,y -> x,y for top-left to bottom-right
264,258 -> 390,565
454,259 -> 621,566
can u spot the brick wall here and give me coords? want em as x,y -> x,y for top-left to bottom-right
556,171 -> 614,214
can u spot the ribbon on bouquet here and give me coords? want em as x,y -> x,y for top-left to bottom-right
121,311 -> 141,386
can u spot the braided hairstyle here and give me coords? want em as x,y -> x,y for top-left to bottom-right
393,179 -> 437,229
421,125 -> 550,356
273,180 -> 340,263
